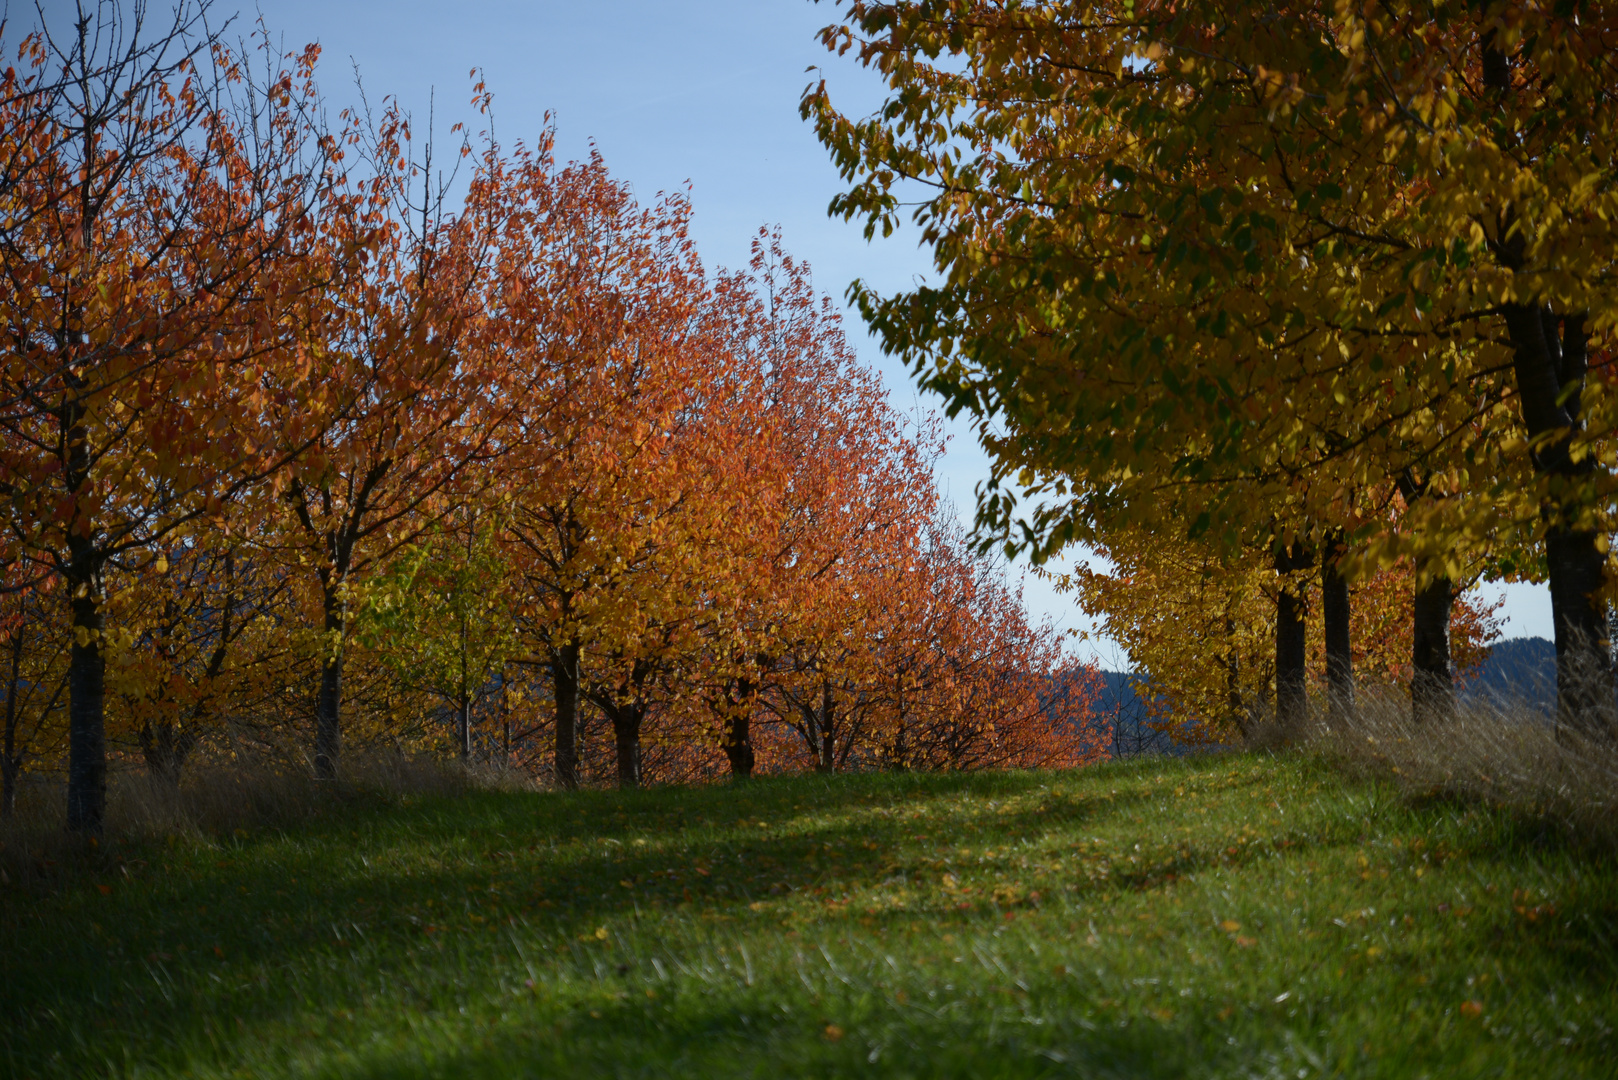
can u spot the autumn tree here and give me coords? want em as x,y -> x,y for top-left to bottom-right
261,81 -> 525,779
803,0 -> 1616,735
355,506 -> 518,760
0,5 -> 343,831
495,149 -> 729,788
701,229 -> 943,777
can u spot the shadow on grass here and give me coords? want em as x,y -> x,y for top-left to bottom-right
3,771 -> 1111,1069
3,759 -> 1616,1078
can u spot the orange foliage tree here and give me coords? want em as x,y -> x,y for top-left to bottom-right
0,9 -> 1107,821
260,83 -> 530,779
0,11 -> 341,831
492,148 -> 732,788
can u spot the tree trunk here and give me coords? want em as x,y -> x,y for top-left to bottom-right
887,703 -> 908,771
1274,544 -> 1312,739
138,718 -> 199,786
1501,305 -> 1614,737
1485,41 -> 1615,739
1322,543 -> 1354,728
66,537 -> 107,834
553,642 -> 580,789
1411,574 -> 1455,724
1546,529 -> 1613,738
610,704 -> 643,789
4,629 -> 23,819
457,694 -> 472,762
722,678 -> 755,779
1275,590 -> 1307,737
314,584 -> 344,781
457,612 -> 471,761
816,679 -> 835,772
62,363 -> 108,833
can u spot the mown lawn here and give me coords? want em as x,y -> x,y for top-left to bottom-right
2,752 -> 1614,1078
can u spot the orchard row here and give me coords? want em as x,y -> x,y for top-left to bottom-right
0,8 -> 1103,831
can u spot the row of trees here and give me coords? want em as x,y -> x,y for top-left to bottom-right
0,3 -> 1104,830
1059,541 -> 1503,740
806,0 -> 1611,736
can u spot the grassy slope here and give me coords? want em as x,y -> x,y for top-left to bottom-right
2,753 -> 1614,1079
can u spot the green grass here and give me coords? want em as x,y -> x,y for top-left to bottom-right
3,753 -> 1614,1078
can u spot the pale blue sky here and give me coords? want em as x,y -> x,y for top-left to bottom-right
34,0 -> 1554,659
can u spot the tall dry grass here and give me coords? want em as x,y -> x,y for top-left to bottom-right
0,751 -> 535,889
1280,683 -> 1618,843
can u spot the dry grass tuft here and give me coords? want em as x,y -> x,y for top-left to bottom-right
1301,684 -> 1618,843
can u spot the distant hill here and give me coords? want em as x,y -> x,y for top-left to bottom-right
1463,636 -> 1557,715
1096,671 -> 1188,757
1096,671 -> 1142,712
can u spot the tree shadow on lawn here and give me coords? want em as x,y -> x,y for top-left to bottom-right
1,770 -> 1142,1068
5,761 -> 1616,1076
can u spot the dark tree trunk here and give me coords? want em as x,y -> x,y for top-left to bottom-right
1275,590 -> 1308,736
138,718 -> 199,786
66,537 -> 107,834
457,613 -> 471,761
722,678 -> 755,779
62,367 -> 108,834
1411,574 -> 1455,723
4,629 -> 22,819
1501,304 -> 1614,736
1,756 -> 15,819
609,704 -> 643,789
1322,541 -> 1354,728
1274,543 -> 1313,739
1546,529 -> 1613,737
886,695 -> 909,771
589,659 -> 652,788
144,555 -> 233,787
816,679 -> 836,772
314,583 -> 344,781
552,642 -> 580,789
1485,41 -> 1615,738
